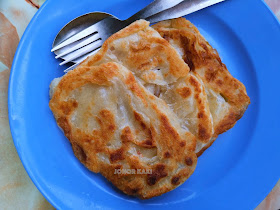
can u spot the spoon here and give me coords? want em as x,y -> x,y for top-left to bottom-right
52,0 -> 185,65
53,0 -> 225,71
52,12 -> 113,64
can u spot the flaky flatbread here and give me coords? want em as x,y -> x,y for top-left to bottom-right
49,19 -> 250,199
80,20 -> 214,153
153,18 -> 250,154
49,62 -> 197,199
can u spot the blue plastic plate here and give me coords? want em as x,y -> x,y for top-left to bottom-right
8,0 -> 280,209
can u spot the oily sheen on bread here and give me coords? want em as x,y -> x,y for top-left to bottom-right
152,18 -> 250,154
79,19 -> 214,153
49,62 -> 197,199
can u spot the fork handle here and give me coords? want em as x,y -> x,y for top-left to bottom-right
146,0 -> 225,23
125,0 -> 184,24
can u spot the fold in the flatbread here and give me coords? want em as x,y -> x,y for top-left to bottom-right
153,18 -> 250,154
79,20 -> 213,153
49,62 -> 197,199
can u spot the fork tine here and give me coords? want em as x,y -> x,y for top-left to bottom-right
63,48 -> 101,72
64,62 -> 80,72
55,33 -> 101,59
59,40 -> 102,65
51,22 -> 101,52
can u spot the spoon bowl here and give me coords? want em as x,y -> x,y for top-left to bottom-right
52,12 -> 114,63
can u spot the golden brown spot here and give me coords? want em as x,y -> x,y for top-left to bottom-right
125,187 -> 140,194
164,151 -> 171,158
176,87 -> 191,98
126,73 -> 147,106
147,176 -> 157,186
160,115 -> 179,140
185,157 -> 193,166
205,69 -> 217,82
215,112 -> 238,135
134,111 -> 147,129
125,72 -> 136,84
58,100 -> 78,115
189,76 -> 199,87
115,165 -> 122,170
180,141 -> 186,147
197,112 -> 204,119
133,112 -> 155,147
144,71 -> 157,81
93,110 -> 116,143
171,176 -> 180,185
110,148 -> 124,162
130,40 -> 151,52
81,133 -> 92,143
57,117 -> 71,138
131,188 -> 140,194
87,63 -> 118,85
121,127 -> 134,143
198,125 -> 209,141
147,164 -> 167,186
144,139 -> 153,146
180,36 -> 195,71
72,143 -> 87,163
139,61 -> 156,71
108,125 -> 115,130
147,129 -> 153,139
184,56 -> 195,71
216,79 -> 223,86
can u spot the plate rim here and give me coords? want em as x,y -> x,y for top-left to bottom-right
8,0 -> 280,209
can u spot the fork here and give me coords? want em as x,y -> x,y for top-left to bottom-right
51,0 -> 184,71
52,0 -> 225,72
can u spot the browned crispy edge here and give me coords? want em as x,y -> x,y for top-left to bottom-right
153,18 -> 250,155
50,62 -> 197,199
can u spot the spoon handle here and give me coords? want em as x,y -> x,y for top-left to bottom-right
146,0 -> 225,23
125,0 -> 184,23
